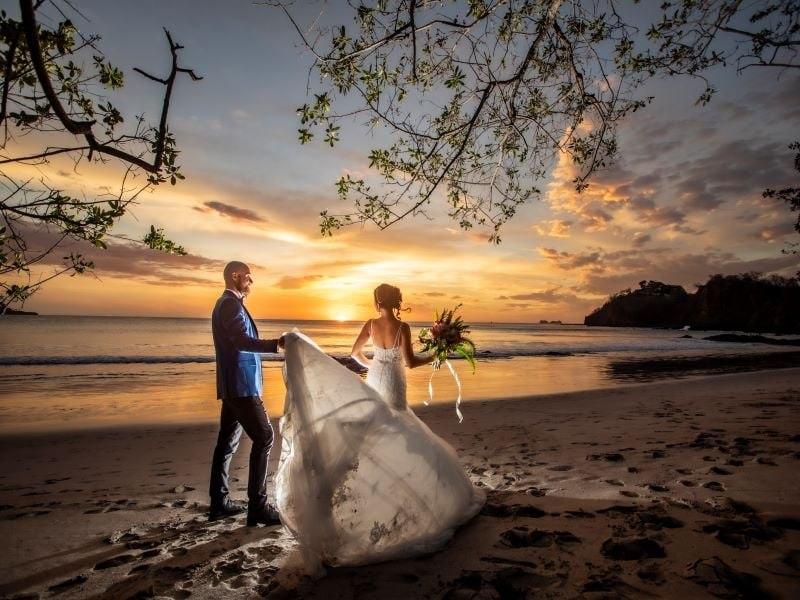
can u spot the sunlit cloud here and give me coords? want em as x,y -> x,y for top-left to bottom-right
533,219 -> 573,238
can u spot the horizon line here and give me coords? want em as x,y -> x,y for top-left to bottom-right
2,313 -> 582,326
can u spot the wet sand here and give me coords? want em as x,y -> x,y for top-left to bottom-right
0,368 -> 798,598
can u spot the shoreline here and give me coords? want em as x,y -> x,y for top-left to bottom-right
2,364 -> 799,437
1,368 -> 799,598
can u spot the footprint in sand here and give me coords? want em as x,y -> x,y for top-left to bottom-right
547,465 -> 573,472
604,479 -> 624,487
499,526 -> 580,548
444,568 -> 565,597
636,512 -> 684,530
703,481 -> 726,491
587,453 -> 624,462
95,554 -> 136,570
709,466 -> 732,475
637,563 -> 666,585
619,490 -> 639,498
647,484 -> 669,493
48,574 -> 88,594
601,537 -> 665,560
701,519 -> 781,549
481,502 -> 546,518
686,556 -> 771,597
754,550 -> 800,577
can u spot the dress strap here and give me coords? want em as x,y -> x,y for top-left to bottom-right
369,319 -> 373,341
392,324 -> 402,349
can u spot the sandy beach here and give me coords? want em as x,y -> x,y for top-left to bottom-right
1,368 -> 799,599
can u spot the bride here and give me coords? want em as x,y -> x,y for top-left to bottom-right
275,284 -> 485,569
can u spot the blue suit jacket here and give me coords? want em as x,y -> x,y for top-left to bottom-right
212,290 -> 278,399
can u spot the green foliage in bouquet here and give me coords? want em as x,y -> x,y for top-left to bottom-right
418,304 -> 476,372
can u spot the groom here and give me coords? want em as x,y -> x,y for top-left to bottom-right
209,261 -> 284,526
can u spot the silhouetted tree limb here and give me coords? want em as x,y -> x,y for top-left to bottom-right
273,0 -> 799,242
1,0 -> 200,313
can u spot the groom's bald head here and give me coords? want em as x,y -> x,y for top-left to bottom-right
224,261 -> 252,295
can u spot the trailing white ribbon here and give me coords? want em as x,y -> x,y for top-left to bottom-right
425,359 -> 464,423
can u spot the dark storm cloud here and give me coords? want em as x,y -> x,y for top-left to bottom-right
671,140 -> 797,213
753,222 -> 796,242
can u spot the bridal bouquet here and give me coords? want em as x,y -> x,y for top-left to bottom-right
418,305 -> 476,422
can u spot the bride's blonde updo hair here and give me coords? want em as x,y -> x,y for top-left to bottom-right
373,283 -> 407,319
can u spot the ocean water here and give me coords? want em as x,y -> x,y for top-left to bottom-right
1,316 -> 798,433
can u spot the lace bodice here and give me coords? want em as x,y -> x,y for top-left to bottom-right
365,320 -> 407,410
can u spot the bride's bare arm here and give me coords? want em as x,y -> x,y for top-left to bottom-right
350,320 -> 373,368
400,323 -> 435,369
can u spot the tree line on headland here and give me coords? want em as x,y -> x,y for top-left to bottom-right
584,274 -> 800,334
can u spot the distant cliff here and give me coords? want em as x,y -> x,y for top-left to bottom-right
584,274 -> 800,334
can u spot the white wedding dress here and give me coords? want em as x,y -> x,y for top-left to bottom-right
274,330 -> 485,569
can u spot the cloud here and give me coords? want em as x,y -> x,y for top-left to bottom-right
576,249 -> 800,296
10,221 -> 227,286
533,219 -> 573,238
671,140 -> 797,214
538,247 -> 603,269
632,233 -> 652,247
230,108 -> 252,122
197,200 -> 267,223
754,222 -> 796,242
505,288 -> 582,304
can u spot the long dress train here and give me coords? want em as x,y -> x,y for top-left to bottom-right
274,330 -> 485,569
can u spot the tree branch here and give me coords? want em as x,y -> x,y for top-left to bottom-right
18,1 -> 201,175
19,0 -> 95,135
0,146 -> 91,165
0,27 -> 21,134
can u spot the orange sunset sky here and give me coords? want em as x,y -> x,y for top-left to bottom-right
5,1 -> 800,323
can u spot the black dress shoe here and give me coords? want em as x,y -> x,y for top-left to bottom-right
209,498 -> 246,521
247,503 -> 281,526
